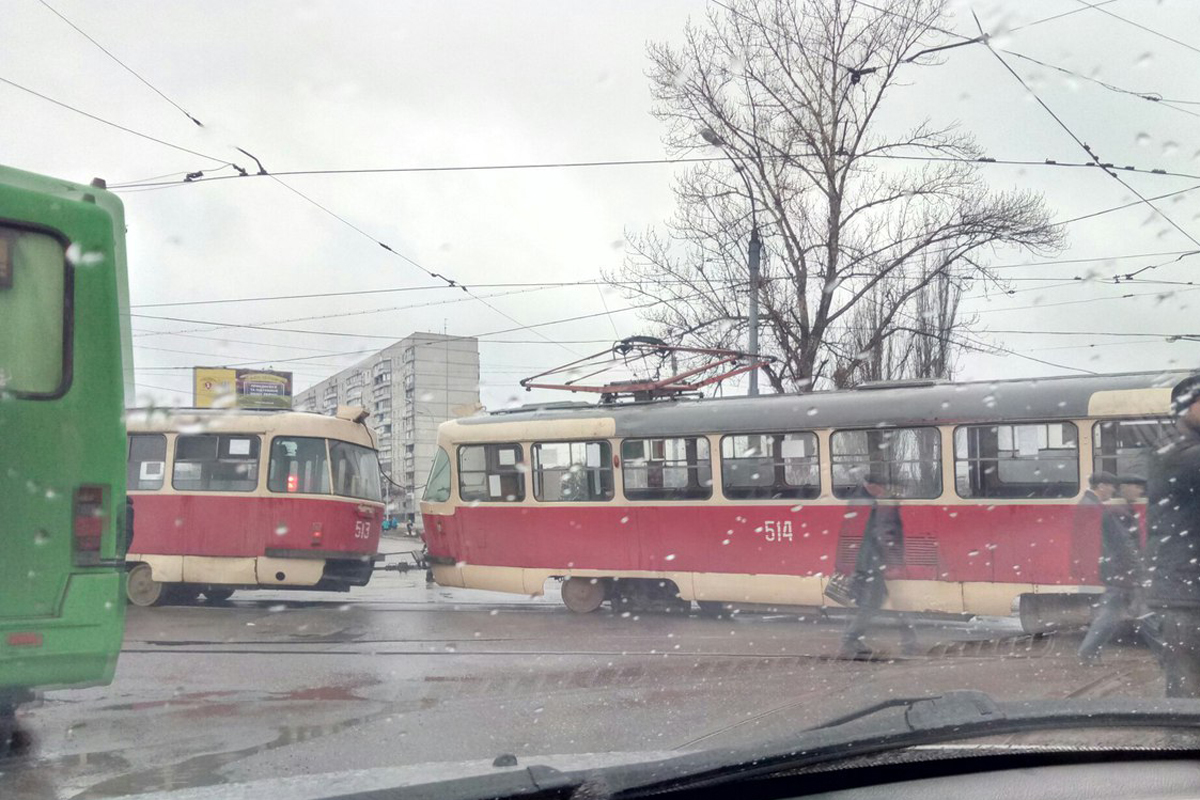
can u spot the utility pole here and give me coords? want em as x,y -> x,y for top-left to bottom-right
701,127 -> 761,396
747,228 -> 761,396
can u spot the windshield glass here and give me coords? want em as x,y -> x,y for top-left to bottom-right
5,1 -> 1200,797
423,446 -> 451,503
329,439 -> 383,501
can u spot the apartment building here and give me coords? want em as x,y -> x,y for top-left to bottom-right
293,332 -> 481,528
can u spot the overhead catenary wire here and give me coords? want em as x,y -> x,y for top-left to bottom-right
36,0 -> 204,126
1072,0 -> 1200,60
105,150 -> 1200,191
128,285 -> 732,346
30,6 -> 577,361
131,284 -> 566,338
975,17 -> 1200,251
0,75 -> 227,164
998,49 -> 1200,121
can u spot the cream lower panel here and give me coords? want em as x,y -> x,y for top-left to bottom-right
183,556 -> 257,585
432,564 -> 466,588
694,572 -> 824,607
129,554 -> 183,583
449,566 -> 1096,616
256,557 -> 325,587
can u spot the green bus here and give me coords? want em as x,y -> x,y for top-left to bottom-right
0,164 -> 131,752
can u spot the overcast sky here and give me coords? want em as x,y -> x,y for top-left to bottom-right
5,0 -> 1198,409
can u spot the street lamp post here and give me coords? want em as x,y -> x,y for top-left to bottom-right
701,128 -> 760,396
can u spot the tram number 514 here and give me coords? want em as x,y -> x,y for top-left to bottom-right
763,520 -> 793,543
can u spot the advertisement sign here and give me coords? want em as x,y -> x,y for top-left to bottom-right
193,367 -> 292,409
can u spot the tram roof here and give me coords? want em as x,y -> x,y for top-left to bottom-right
459,370 -> 1192,437
126,406 -> 377,446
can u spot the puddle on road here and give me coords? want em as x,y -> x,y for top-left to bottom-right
4,681 -> 438,800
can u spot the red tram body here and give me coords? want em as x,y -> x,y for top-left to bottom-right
125,406 -> 384,605
420,371 -> 1185,628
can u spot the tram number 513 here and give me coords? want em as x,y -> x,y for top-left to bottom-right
354,520 -> 372,539
763,520 -> 793,543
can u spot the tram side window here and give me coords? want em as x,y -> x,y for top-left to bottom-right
127,434 -> 167,491
172,434 -> 261,492
532,441 -> 614,502
955,423 -> 1079,499
268,436 -> 330,495
458,443 -> 524,502
621,437 -> 712,500
1093,418 -> 1175,479
831,428 -> 941,499
721,432 -> 820,499
129,434 -> 169,491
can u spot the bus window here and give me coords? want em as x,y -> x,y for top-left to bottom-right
127,433 -> 167,491
621,437 -> 712,500
0,225 -> 67,396
268,436 -> 330,495
458,443 -> 524,502
1093,418 -> 1175,478
172,434 -> 261,492
532,441 -> 614,502
721,432 -> 819,500
329,440 -> 383,501
831,428 -> 941,499
955,423 -> 1079,499
423,447 -> 452,503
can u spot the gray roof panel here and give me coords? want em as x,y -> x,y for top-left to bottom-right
464,371 -> 1192,437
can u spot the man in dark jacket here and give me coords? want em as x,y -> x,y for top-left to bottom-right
1071,472 -> 1116,581
1146,374 -> 1200,696
1077,475 -> 1163,664
838,477 -> 918,659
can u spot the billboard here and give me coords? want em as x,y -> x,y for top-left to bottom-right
193,367 -> 293,409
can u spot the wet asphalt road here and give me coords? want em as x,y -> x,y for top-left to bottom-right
1,538 -> 1170,799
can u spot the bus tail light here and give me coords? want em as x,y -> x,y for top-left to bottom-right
7,632 -> 43,647
74,485 -> 106,561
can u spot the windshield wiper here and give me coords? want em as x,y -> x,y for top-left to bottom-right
597,691 -> 1200,798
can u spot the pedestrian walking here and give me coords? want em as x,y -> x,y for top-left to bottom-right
1145,374 -> 1200,697
1070,471 -> 1117,582
837,476 -> 919,659
1077,474 -> 1164,665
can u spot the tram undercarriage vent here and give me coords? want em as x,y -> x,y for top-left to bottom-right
319,557 -> 374,589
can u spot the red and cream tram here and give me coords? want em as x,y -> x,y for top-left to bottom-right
420,371 -> 1188,630
125,406 -> 384,606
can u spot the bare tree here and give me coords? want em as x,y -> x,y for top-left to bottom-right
608,0 -> 1062,392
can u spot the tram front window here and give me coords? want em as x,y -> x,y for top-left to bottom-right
329,440 -> 383,501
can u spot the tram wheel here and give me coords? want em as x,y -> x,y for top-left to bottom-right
126,563 -> 167,607
203,588 -> 235,603
561,577 -> 606,614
